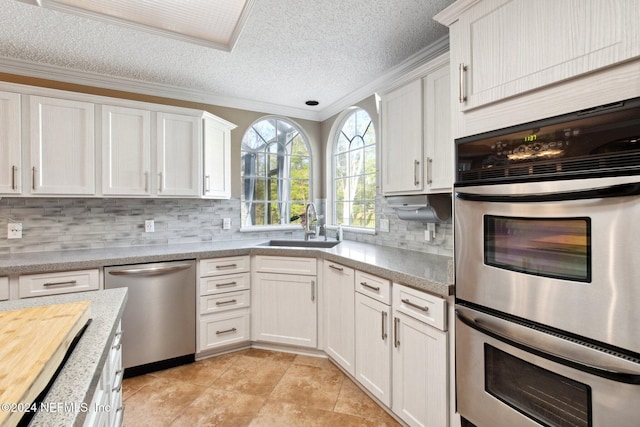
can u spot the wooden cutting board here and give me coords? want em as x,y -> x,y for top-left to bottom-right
0,301 -> 91,427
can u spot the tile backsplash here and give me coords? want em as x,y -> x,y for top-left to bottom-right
0,197 -> 453,257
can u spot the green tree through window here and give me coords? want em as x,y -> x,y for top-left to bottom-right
333,109 -> 376,228
241,117 -> 311,226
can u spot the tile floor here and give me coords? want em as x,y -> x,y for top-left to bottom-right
122,348 -> 402,426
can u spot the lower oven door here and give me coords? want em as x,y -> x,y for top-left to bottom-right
455,305 -> 640,427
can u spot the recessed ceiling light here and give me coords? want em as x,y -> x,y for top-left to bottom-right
305,100 -> 319,106
18,0 -> 255,51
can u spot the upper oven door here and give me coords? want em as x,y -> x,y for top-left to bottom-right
454,175 -> 640,353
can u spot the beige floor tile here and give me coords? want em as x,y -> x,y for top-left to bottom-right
122,373 -> 161,400
154,353 -> 238,387
269,364 -> 345,411
249,400 -> 374,427
211,354 -> 290,396
237,348 -> 298,363
122,377 -> 206,427
334,379 -> 400,424
292,354 -> 343,374
171,388 -> 266,427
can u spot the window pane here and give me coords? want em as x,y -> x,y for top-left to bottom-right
349,149 -> 364,177
336,133 -> 349,154
254,203 -> 266,225
254,179 -> 266,201
290,203 -> 306,221
268,202 -> 281,225
342,114 -> 356,140
365,173 -> 376,200
290,135 -> 308,155
335,202 -> 349,225
355,110 -> 370,139
363,122 -> 376,146
290,156 -> 309,178
335,153 -> 348,178
352,175 -> 364,200
335,178 -> 348,201
243,127 -> 262,150
351,203 -> 365,227
254,120 -> 276,144
290,179 -> 309,202
364,202 -> 376,228
365,145 -> 376,173
351,135 -> 364,150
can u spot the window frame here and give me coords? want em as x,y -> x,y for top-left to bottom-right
240,116 -> 313,230
331,107 -> 377,231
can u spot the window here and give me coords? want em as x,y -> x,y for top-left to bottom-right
333,109 -> 376,228
241,117 -> 311,227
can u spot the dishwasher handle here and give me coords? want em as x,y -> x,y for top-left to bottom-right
108,263 -> 193,276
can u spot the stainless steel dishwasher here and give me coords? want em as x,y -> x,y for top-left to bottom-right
105,260 -> 196,376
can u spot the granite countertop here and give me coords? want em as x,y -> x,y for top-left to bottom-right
0,288 -> 128,426
0,239 -> 454,297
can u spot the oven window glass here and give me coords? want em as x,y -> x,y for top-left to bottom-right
485,345 -> 591,427
485,216 -> 591,282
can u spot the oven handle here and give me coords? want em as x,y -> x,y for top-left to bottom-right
456,182 -> 640,203
456,309 -> 640,384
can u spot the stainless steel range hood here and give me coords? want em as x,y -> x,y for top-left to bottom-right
386,194 -> 451,223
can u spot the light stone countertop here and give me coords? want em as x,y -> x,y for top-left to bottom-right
0,288 -> 128,427
0,240 -> 454,297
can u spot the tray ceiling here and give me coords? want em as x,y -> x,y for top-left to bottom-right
0,0 -> 454,120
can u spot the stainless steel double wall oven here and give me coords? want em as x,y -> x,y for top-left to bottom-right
454,98 -> 640,427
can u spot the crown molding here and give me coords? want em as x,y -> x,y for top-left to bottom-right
0,34 -> 449,123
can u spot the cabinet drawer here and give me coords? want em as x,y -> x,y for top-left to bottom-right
199,309 -> 250,351
0,277 -> 8,301
254,255 -> 317,275
200,256 -> 250,277
392,284 -> 446,331
355,271 -> 391,304
200,290 -> 250,314
19,269 -> 99,298
199,272 -> 250,295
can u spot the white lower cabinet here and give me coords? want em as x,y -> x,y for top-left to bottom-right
197,256 -> 251,355
0,277 -> 8,301
323,262 -> 355,375
355,291 -> 392,406
252,256 -> 317,348
84,322 -> 124,427
392,284 -> 448,427
18,269 -> 99,298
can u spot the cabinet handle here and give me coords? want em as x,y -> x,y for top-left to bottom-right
426,157 -> 433,185
215,281 -> 237,288
311,280 -> 316,302
329,264 -> 344,272
11,165 -> 17,190
360,281 -> 380,292
144,171 -> 149,192
32,167 -> 36,190
158,172 -> 163,192
381,311 -> 388,340
215,299 -> 237,306
402,298 -> 429,312
112,330 -> 124,350
112,369 -> 124,393
114,405 -> 125,427
459,63 -> 468,104
216,327 -> 237,335
43,280 -> 77,287
216,263 -> 237,270
414,160 -> 420,186
394,317 -> 400,348
205,175 -> 211,193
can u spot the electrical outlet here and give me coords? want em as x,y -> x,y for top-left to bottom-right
8,223 -> 22,239
379,218 -> 390,232
145,220 -> 154,233
222,218 -> 231,230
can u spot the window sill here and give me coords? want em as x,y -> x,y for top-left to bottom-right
240,225 -> 304,233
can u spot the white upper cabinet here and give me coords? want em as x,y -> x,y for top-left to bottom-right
202,112 -> 235,199
436,0 -> 640,137
381,79 -> 424,194
101,105 -> 151,196
0,91 -> 21,195
381,55 -> 452,195
29,96 -> 95,195
156,112 -> 201,197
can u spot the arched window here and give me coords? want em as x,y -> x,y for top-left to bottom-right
241,117 -> 311,227
333,108 -> 376,228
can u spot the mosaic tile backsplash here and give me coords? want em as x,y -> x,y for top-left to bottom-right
0,197 -> 453,256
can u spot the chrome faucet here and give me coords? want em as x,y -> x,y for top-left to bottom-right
304,202 -> 317,241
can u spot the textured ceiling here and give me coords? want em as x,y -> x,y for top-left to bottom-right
0,0 -> 454,120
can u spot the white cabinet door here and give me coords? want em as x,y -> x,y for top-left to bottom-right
252,272 -> 317,348
381,79 -> 424,194
101,105 -> 151,196
446,0 -> 640,112
156,112 -> 201,197
423,63 -> 452,193
392,310 -> 448,427
323,262 -> 355,375
0,91 -> 21,195
355,292 -> 391,406
202,113 -> 233,199
29,96 -> 95,195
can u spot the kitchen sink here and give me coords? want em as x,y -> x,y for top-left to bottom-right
258,239 -> 341,248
